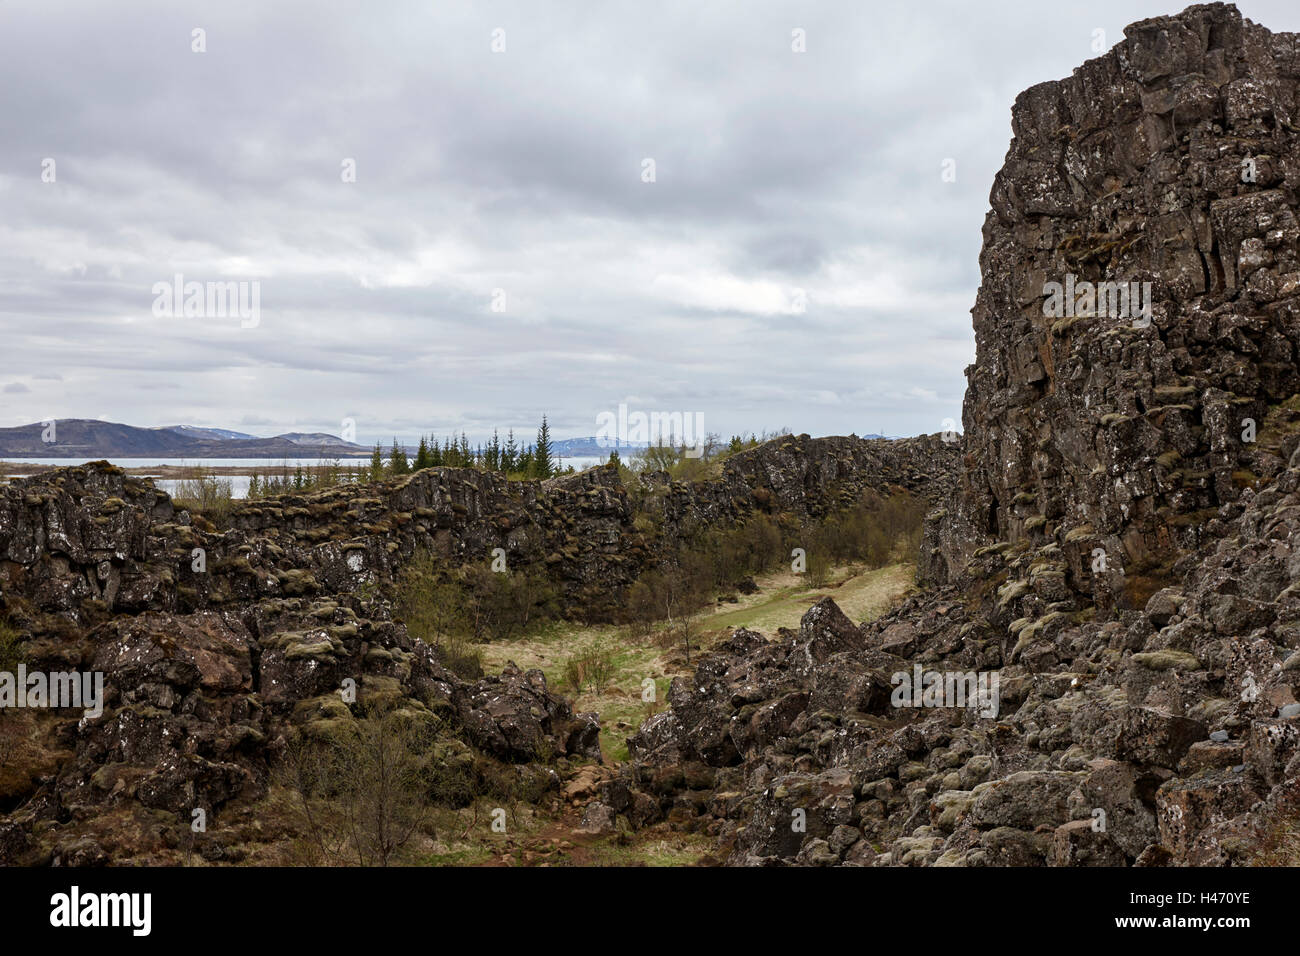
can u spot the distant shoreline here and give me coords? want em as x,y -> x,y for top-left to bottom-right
0,461 -> 368,479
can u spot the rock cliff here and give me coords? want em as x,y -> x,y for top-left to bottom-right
615,3 -> 1300,866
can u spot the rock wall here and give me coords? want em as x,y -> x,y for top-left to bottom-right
614,3 -> 1300,867
930,1 -> 1300,614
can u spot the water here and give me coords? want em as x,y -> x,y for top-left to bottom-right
4,457 -> 364,468
559,456 -> 607,471
3,455 -> 614,499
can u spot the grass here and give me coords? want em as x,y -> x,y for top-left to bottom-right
704,562 -> 914,634
574,832 -> 715,867
480,560 -> 915,763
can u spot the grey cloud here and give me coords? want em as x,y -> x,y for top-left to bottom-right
3,0 -> 1299,445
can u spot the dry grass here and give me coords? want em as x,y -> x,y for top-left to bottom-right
481,561 -> 915,763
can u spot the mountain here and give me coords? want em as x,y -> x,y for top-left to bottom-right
0,419 -> 369,459
159,425 -> 259,441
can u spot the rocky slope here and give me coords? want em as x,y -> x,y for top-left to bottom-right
612,3 -> 1300,866
0,434 -> 949,864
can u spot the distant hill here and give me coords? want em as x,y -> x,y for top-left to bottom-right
551,436 -> 649,457
0,419 -> 369,459
159,425 -> 259,441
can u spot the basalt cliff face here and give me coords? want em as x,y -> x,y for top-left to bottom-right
930,1 -> 1300,599
0,434 -> 950,864
615,3 -> 1300,866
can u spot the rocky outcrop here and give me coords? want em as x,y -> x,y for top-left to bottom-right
0,433 -> 950,864
929,1 -> 1300,604
617,3 -> 1300,867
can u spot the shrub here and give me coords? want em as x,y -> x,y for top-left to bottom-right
172,470 -> 234,524
281,702 -> 439,866
0,621 -> 26,674
394,552 -> 561,676
562,644 -> 616,696
395,554 -> 483,678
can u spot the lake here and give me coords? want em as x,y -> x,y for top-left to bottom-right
3,455 -> 612,499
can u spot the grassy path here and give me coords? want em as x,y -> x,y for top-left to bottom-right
481,562 -> 915,763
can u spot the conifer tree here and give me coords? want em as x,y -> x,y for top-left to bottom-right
503,429 -> 518,473
414,435 -> 432,471
389,437 -> 410,475
534,415 -> 554,479
369,442 -> 385,482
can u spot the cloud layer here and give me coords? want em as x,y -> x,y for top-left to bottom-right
3,0 -> 1298,446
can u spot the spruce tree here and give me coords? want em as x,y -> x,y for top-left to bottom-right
389,437 -> 410,475
369,442 -> 384,482
414,435 -> 431,471
534,415 -> 554,479
503,429 -> 518,473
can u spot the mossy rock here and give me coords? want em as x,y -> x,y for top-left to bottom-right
1132,650 -> 1202,670
275,569 -> 319,596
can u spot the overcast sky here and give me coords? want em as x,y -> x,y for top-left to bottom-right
3,1 -> 1298,447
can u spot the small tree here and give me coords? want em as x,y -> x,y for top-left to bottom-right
388,438 -> 410,476
369,442 -> 385,482
503,429 -> 518,473
281,703 -> 437,867
534,416 -> 554,479
414,436 -> 432,471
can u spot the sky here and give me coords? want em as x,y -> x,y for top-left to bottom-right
3,0 -> 1299,447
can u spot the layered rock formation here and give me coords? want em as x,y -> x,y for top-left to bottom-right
614,3 -> 1300,866
0,434 -> 949,863
930,0 -> 1300,603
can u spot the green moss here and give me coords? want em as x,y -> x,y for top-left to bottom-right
1132,650 -> 1201,670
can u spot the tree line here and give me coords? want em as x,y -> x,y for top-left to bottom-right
368,416 -> 559,482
